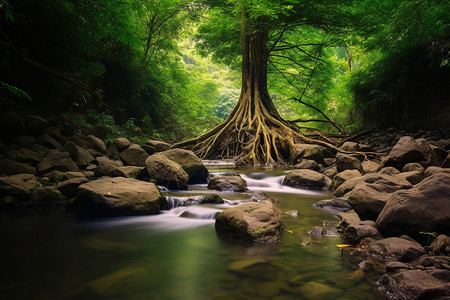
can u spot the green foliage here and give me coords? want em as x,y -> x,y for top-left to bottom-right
0,82 -> 32,101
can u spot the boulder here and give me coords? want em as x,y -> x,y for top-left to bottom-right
0,111 -> 25,136
111,166 -> 144,179
94,157 -> 120,177
74,146 -> 95,167
366,237 -> 426,263
294,159 -> 320,171
215,201 -> 284,244
322,167 -> 337,179
105,143 -> 120,160
340,141 -> 359,151
160,149 -> 209,184
342,224 -> 382,244
348,183 -> 391,221
207,175 -> 247,192
333,173 -> 412,197
165,194 -> 224,208
145,154 -> 188,189
34,135 -> 62,150
377,270 -> 450,300
73,177 -> 165,217
119,144 -> 149,167
30,187 -> 65,207
37,150 -> 78,174
0,174 -> 39,200
0,158 -> 36,175
313,198 -> 352,212
336,212 -> 361,231
291,143 -> 326,165
362,160 -> 379,173
376,172 -> 450,240
378,166 -> 400,175
282,169 -> 331,190
113,137 -> 131,151
430,235 -> 450,255
11,148 -> 42,164
336,153 -> 364,174
57,178 -> 89,198
86,135 -> 106,153
332,169 -> 362,190
144,139 -> 171,152
424,166 -> 450,177
69,133 -> 90,149
23,115 -> 49,136
378,136 -> 439,171
395,171 -> 424,185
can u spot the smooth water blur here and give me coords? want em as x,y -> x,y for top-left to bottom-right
0,169 -> 385,300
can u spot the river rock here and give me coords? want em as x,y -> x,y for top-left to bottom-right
69,133 -> 90,149
402,162 -> 425,173
294,159 -> 320,171
34,134 -> 62,150
38,150 -> 78,174
376,172 -> 450,240
160,149 -> 209,184
105,143 -> 120,160
343,224 -> 382,244
332,169 -> 362,190
297,281 -> 343,300
395,170 -> 424,185
0,158 -> 36,175
377,270 -> 450,300
348,183 -> 390,221
23,115 -> 49,136
365,237 -> 425,262
282,169 -> 331,190
145,154 -> 188,189
166,194 -> 223,208
0,174 -> 40,200
291,143 -> 326,165
113,137 -> 131,151
73,177 -> 165,217
336,153 -> 364,174
119,144 -> 149,167
378,166 -> 400,175
110,166 -> 144,179
86,135 -> 106,153
30,187 -> 65,207
362,160 -> 379,173
207,175 -> 247,192
94,157 -> 119,177
57,177 -> 89,198
424,166 -> 450,177
144,139 -> 171,152
91,125 -> 108,140
215,201 -> 284,244
333,173 -> 412,197
336,212 -> 361,231
308,226 -> 325,238
313,198 -> 352,212
430,235 -> 450,255
340,141 -> 360,151
0,111 -> 25,137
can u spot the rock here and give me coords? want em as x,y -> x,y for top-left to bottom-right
250,191 -> 278,203
0,111 -> 25,136
10,148 -> 41,164
334,173 -> 412,197
69,133 -> 90,149
144,139 -> 171,152
119,144 -> 149,167
34,135 -> 62,150
37,150 -> 78,174
105,143 -> 120,160
0,158 -> 36,175
63,171 -> 85,179
0,174 -> 39,200
113,137 -> 131,151
336,212 -> 361,231
227,258 -> 267,272
284,210 -> 299,217
43,170 -> 65,182
297,281 -> 342,300
294,159 -> 320,171
166,194 -> 224,208
340,141 -> 359,151
57,177 -> 89,198
322,166 -> 337,179
282,169 -> 331,190
336,153 -> 364,173
215,201 -> 284,244
362,160 -> 379,173
385,261 -> 413,273
377,270 -> 450,300
94,157 -> 120,177
376,172 -> 450,240
395,170 -> 424,185
308,226 -> 325,238
91,125 -> 108,140
207,175 -> 247,192
30,144 -> 49,157
86,135 -> 106,153
313,198 -> 352,212
110,166 -> 144,179
342,224 -> 382,244
30,187 -> 65,207
424,166 -> 450,177
366,237 -> 426,262
23,115 -> 49,136
291,143 -> 326,165
73,177 -> 165,217
378,136 -> 439,171
160,149 -> 209,183
145,154 -> 188,189
74,146 -> 95,167
332,169 -> 362,190
378,166 -> 400,175
431,145 -> 449,164
62,141 -> 78,156
430,235 -> 450,255
442,154 -> 450,168
348,183 -> 391,220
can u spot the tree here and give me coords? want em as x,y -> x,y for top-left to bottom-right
175,0 -> 357,166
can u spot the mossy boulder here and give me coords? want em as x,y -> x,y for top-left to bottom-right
160,149 -> 209,184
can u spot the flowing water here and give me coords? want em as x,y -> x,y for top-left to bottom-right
0,167 -> 385,300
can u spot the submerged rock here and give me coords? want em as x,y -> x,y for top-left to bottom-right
314,197 -> 352,212
73,177 -> 165,217
215,201 -> 284,244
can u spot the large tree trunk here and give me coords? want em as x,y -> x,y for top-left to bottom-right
173,12 -> 336,166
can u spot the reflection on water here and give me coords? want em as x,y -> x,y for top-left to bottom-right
0,169 -> 385,300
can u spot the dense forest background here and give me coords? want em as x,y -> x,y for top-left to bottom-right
1,0 -> 449,142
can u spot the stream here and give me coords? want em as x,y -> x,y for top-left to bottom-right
0,166 -> 385,300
